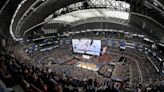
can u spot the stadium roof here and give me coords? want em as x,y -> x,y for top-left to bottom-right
1,0 -> 164,43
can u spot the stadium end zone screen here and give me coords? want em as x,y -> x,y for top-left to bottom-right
72,39 -> 101,56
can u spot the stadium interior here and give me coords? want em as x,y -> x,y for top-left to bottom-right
1,0 -> 164,92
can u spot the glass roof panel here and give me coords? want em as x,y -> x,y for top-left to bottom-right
53,14 -> 81,22
72,10 -> 96,19
102,9 -> 129,20
50,9 -> 129,23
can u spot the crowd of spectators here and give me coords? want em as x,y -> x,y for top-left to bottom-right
0,47 -> 134,92
1,33 -> 164,92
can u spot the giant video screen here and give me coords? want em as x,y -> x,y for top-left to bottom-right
72,39 -> 101,56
